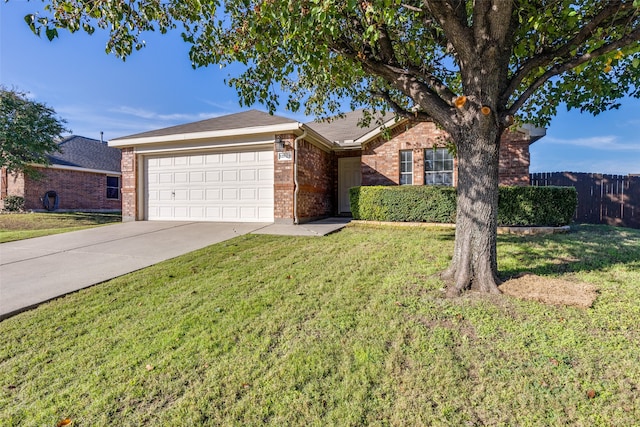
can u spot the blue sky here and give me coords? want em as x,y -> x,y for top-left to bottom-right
1,1 -> 639,175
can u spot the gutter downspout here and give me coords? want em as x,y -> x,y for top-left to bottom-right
293,129 -> 307,225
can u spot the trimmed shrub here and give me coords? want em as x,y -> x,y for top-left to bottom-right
2,195 -> 25,212
350,186 -> 456,223
497,186 -> 577,226
350,185 -> 577,226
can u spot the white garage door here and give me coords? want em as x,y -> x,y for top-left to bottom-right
146,150 -> 274,222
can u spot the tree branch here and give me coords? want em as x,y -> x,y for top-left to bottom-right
502,1 -> 632,105
505,26 -> 640,118
371,89 -> 433,122
401,3 -> 423,13
404,65 -> 458,102
423,0 -> 474,60
376,23 -> 397,63
332,33 -> 457,126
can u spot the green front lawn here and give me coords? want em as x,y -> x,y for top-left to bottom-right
0,212 -> 121,243
1,224 -> 639,426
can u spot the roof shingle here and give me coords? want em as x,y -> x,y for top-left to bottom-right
115,109 -> 298,140
304,110 -> 395,145
49,135 -> 121,173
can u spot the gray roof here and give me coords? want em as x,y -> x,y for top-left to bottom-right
49,136 -> 121,173
115,109 -> 298,140
304,110 -> 396,145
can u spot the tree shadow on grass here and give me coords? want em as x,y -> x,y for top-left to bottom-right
497,224 -> 640,279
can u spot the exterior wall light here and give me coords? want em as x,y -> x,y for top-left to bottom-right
275,136 -> 286,152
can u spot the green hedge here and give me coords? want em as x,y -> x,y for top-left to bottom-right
350,185 -> 577,227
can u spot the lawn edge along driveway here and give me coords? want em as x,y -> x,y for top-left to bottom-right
0,221 -> 265,319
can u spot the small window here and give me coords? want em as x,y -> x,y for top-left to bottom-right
399,150 -> 413,185
106,176 -> 120,199
424,148 -> 454,186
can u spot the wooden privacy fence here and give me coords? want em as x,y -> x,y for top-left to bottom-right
530,172 -> 640,229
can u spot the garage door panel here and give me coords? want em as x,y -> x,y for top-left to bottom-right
258,168 -> 273,180
175,172 -> 188,183
259,187 -> 274,199
159,206 -> 172,217
222,170 -> 238,182
240,151 -> 258,162
190,207 -> 204,218
222,206 -> 238,218
240,188 -> 256,199
206,189 -> 221,200
240,169 -> 257,181
189,155 -> 203,165
159,173 -> 172,183
174,156 -> 188,166
222,153 -> 237,164
190,171 -> 204,182
240,207 -> 258,219
205,154 -> 220,165
206,206 -> 222,219
159,190 -> 173,201
174,189 -> 188,201
146,149 -> 274,222
190,189 -> 204,200
222,188 -> 238,200
206,171 -> 221,182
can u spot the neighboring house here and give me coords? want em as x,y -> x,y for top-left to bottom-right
109,109 -> 544,223
1,135 -> 122,212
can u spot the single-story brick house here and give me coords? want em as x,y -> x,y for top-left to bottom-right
109,110 -> 544,223
1,135 -> 122,212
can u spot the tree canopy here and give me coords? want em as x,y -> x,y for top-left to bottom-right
26,1 -> 640,128
24,0 -> 640,295
0,87 -> 68,176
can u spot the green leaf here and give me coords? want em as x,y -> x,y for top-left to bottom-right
45,27 -> 58,41
633,58 -> 640,68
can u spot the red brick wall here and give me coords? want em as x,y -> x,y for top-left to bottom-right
120,148 -> 137,221
499,131 -> 531,186
20,167 -> 121,211
274,134 -> 295,222
273,134 -> 336,223
362,121 -> 531,187
362,121 -> 452,186
296,139 -> 335,221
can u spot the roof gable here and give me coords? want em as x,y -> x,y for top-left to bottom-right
304,110 -> 397,146
49,136 -> 121,173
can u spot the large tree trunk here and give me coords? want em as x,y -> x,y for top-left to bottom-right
441,126 -> 502,297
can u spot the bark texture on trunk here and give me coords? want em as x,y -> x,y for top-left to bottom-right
441,126 -> 502,296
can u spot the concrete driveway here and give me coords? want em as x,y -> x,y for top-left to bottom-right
0,221 -> 265,319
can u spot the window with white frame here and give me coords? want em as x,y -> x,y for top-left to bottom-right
399,150 -> 413,185
424,148 -> 454,186
106,176 -> 120,199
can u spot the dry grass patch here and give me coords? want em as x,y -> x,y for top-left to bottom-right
0,212 -> 120,242
500,273 -> 598,308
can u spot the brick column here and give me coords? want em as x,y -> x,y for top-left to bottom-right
273,134 -> 295,223
120,148 -> 137,221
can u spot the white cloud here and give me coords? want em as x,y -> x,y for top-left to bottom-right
109,106 -> 222,123
541,136 -> 640,152
54,103 -> 233,140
